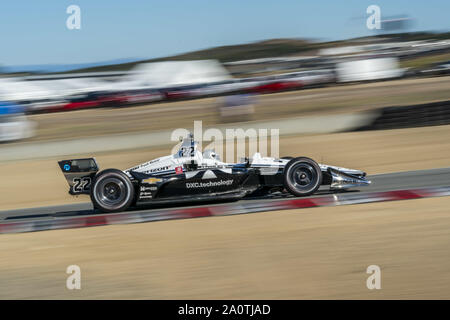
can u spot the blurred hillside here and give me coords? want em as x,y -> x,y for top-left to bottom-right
62,31 -> 450,74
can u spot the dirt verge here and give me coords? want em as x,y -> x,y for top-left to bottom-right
1,196 -> 449,299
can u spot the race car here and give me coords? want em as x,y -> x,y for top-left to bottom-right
58,133 -> 371,213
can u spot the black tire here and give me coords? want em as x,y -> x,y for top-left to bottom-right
281,156 -> 294,160
90,169 -> 135,213
283,157 -> 322,196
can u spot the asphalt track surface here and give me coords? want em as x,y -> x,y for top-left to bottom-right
1,167 -> 450,222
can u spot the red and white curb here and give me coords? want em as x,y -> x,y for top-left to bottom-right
1,186 -> 450,234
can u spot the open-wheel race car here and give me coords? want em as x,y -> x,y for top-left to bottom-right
58,133 -> 371,213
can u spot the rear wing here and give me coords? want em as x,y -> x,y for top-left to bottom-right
58,158 -> 99,195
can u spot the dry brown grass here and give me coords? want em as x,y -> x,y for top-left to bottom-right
1,196 -> 449,299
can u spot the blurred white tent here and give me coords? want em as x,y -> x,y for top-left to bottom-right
0,60 -> 231,111
0,77 -> 112,101
336,57 -> 405,82
0,78 -> 60,101
122,60 -> 232,88
31,78 -> 111,95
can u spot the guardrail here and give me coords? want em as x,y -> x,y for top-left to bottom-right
354,100 -> 450,131
1,186 -> 449,234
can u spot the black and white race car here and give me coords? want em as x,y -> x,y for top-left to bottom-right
58,134 -> 371,213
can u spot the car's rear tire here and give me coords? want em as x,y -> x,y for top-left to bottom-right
90,169 -> 134,213
283,157 -> 322,196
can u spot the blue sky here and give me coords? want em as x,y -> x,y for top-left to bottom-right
0,0 -> 448,66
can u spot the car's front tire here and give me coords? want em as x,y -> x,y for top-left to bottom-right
90,169 -> 135,213
283,157 -> 322,196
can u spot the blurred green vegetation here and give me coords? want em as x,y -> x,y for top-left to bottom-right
64,31 -> 450,74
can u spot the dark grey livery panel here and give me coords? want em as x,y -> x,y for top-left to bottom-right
58,158 -> 99,195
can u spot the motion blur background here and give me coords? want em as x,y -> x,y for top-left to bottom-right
1,1 -> 450,299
